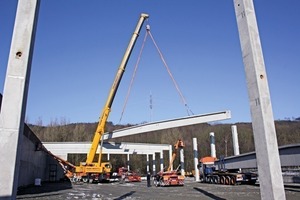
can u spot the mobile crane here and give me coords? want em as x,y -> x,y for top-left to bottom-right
154,139 -> 185,186
74,13 -> 149,183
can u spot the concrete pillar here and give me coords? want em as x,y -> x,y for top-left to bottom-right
152,153 -> 156,175
160,151 -> 164,172
233,1 -> 285,199
179,148 -> 185,175
169,145 -> 173,171
107,153 -> 110,161
231,125 -> 240,155
0,1 -> 40,199
193,138 -> 200,181
210,132 -> 216,158
127,154 -> 130,171
146,154 -> 150,173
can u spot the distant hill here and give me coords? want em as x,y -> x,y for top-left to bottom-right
28,120 -> 300,174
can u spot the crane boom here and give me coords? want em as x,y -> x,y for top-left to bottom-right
75,13 -> 149,182
87,13 -> 149,164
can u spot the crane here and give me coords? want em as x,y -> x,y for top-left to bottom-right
167,139 -> 184,171
74,13 -> 149,183
154,139 -> 185,187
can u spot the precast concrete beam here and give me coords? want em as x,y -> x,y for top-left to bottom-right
233,0 -> 285,199
43,142 -> 170,157
0,1 -> 40,199
103,111 -> 231,140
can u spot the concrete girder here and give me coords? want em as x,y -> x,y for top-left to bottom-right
103,111 -> 231,140
43,142 -> 170,158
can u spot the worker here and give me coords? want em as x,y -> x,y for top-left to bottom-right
121,173 -> 125,184
147,173 -> 151,187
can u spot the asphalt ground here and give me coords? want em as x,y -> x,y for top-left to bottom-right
17,178 -> 300,200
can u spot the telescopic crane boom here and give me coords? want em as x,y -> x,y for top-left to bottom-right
75,13 -> 149,183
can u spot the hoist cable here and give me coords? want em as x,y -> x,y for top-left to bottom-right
147,29 -> 194,116
118,27 -> 149,124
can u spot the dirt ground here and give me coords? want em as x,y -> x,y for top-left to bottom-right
17,177 -> 300,200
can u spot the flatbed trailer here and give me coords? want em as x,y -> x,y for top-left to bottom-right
199,156 -> 258,185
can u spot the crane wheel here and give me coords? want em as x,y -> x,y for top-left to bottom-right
213,176 -> 219,184
207,177 -> 212,183
220,176 -> 225,184
225,176 -> 231,185
82,177 -> 88,183
230,176 -> 236,185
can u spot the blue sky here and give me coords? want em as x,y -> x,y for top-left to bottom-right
0,0 -> 299,126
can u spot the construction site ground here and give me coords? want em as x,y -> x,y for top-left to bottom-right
17,177 -> 300,200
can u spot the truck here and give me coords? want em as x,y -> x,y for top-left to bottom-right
153,139 -> 185,187
198,156 -> 258,185
118,167 -> 141,183
74,13 -> 149,183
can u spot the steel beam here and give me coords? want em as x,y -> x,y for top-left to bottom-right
103,111 -> 231,140
0,1 -> 40,199
233,0 -> 285,199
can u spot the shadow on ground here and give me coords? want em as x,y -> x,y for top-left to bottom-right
114,191 -> 136,200
17,179 -> 72,195
193,187 -> 226,200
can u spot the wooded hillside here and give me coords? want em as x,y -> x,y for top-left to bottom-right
28,120 -> 300,174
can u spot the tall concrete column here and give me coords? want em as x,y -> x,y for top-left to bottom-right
152,153 -> 156,175
210,132 -> 216,158
127,154 -> 130,171
146,154 -> 150,173
231,125 -> 240,155
169,145 -> 173,171
193,138 -> 199,181
233,0 -> 285,199
179,148 -> 185,175
0,1 -> 40,199
160,151 -> 164,171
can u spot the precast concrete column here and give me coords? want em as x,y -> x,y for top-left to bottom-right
231,125 -> 240,155
146,154 -> 150,173
233,0 -> 285,199
179,148 -> 185,175
127,154 -> 130,171
152,153 -> 156,175
160,151 -> 164,172
210,132 -> 216,158
193,138 -> 200,181
169,145 -> 173,170
0,1 -> 40,199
